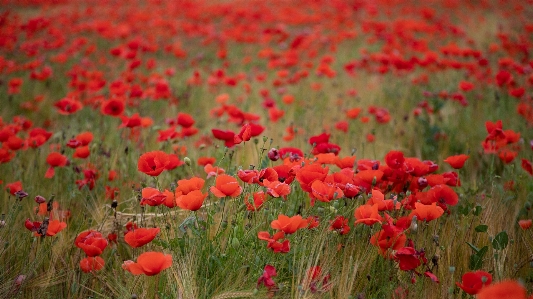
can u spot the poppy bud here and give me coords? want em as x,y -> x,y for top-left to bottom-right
184,157 -> 191,166
417,177 -> 428,189
410,216 -> 418,232
15,190 -> 28,200
267,148 -> 280,161
35,195 -> 46,204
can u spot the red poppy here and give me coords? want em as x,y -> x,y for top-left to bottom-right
385,150 -> 405,169
197,156 -> 216,166
296,164 -> 329,193
137,151 -> 169,176
140,188 -> 167,206
263,179 -> 291,199
329,215 -> 350,235
310,180 -> 343,203
80,256 -> 105,273
124,227 -> 160,248
409,202 -> 444,222
234,123 -> 252,144
204,163 -> 225,178
257,265 -> 277,290
119,113 -> 143,128
271,214 -> 308,234
443,154 -> 469,169
122,251 -> 172,276
6,181 -> 22,195
476,280 -> 527,299
76,232 -> 108,257
427,184 -> 458,206
210,174 -> 242,198
73,146 -> 90,159
521,159 -> 533,176
244,191 -> 267,211
45,152 -> 68,178
456,271 -> 492,295
101,98 -> 125,117
258,231 -> 290,253
519,219 -> 532,230
54,97 -> 83,115
354,204 -> 382,226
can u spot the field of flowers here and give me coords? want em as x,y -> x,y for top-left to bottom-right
1,0 -> 533,298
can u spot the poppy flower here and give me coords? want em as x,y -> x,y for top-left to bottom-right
177,112 -> 195,128
263,179 -> 291,199
354,204 -> 382,226
101,98 -> 125,117
385,150 -> 405,169
119,113 -> 143,128
73,146 -> 90,159
140,188 -> 167,206
6,181 -> 22,195
197,157 -> 216,166
521,159 -> 533,176
234,123 -> 252,144
42,219 -> 67,236
204,164 -> 225,179
244,191 -> 267,211
45,152 -> 68,178
80,256 -> 105,273
296,164 -> 329,193
477,280 -> 528,299
54,97 -> 83,115
257,264 -> 277,290
456,270 -> 492,295
258,231 -> 290,253
137,151 -> 169,176
329,215 -> 351,235
519,219 -> 532,230
310,180 -> 344,203
271,214 -> 308,234
122,251 -> 172,276
124,227 -> 160,248
409,202 -> 444,222
443,154 -> 469,169
211,129 -> 236,147
210,174 -> 242,198
77,234 -> 108,257
427,184 -> 458,206
394,247 -> 422,271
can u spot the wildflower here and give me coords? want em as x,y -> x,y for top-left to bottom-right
124,227 -> 160,248
137,151 -> 169,176
122,251 -> 172,276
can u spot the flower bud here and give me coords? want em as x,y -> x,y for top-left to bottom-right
267,148 -> 280,161
34,195 -> 46,204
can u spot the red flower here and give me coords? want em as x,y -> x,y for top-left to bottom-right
258,231 -> 290,253
137,151 -> 169,176
521,159 -> 533,176
456,270 -> 492,295
385,150 -> 405,169
409,202 -> 444,222
175,177 -> 208,211
76,231 -> 108,257
354,204 -> 382,226
519,219 -> 532,230
244,191 -> 267,211
101,98 -> 125,117
122,251 -> 172,276
233,123 -> 252,144
257,265 -> 277,290
476,280 -> 526,299
124,227 -> 160,248
54,98 -> 83,115
140,188 -> 167,206
271,214 -> 308,234
6,181 -> 22,195
210,174 -> 242,198
80,256 -> 105,273
329,215 -> 350,235
394,247 -> 421,271
443,154 -> 469,169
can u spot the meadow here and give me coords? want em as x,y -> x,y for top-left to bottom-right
1,0 -> 533,298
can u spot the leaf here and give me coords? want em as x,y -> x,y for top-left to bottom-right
466,241 -> 480,253
470,246 -> 488,270
475,225 -> 488,233
469,254 -> 483,270
473,205 -> 482,216
492,231 -> 508,250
